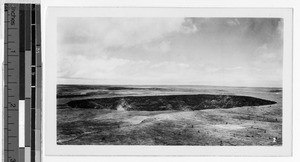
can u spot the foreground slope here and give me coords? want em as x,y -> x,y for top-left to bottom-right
57,85 -> 282,145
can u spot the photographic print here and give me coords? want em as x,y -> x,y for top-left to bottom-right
44,7 -> 292,156
56,17 -> 283,146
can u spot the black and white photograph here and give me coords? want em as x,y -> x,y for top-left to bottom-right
42,6 -> 293,156
56,17 -> 283,146
1,0 -> 299,160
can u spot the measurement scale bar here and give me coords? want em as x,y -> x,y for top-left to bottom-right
4,3 -> 42,162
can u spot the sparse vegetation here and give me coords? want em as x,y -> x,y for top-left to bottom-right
57,85 -> 282,146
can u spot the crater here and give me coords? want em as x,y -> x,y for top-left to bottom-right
65,94 -> 276,111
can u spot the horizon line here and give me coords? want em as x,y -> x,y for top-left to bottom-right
56,83 -> 282,89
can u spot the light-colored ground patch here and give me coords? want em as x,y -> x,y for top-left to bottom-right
123,116 -> 149,124
213,124 -> 245,130
151,111 -> 195,121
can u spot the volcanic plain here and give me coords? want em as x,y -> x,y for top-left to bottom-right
57,85 -> 282,146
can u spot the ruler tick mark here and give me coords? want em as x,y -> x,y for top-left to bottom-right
5,4 -> 42,162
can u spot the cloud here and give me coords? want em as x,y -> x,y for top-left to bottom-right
159,41 -> 171,53
277,19 -> 283,39
58,54 -> 131,79
254,44 -> 282,63
57,18 -> 283,87
181,18 -> 198,33
188,18 -> 282,43
58,18 -> 187,49
141,40 -> 172,53
58,57 -> 194,84
150,61 -> 190,70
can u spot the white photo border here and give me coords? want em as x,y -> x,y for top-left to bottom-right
44,7 -> 293,156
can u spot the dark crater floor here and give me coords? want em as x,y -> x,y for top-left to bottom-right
65,94 -> 277,111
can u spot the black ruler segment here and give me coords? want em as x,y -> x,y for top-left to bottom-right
31,67 -> 36,86
19,4 -> 25,100
25,4 -> 31,51
30,4 -> 36,162
31,88 -> 35,108
32,25 -> 36,65
31,4 -> 35,25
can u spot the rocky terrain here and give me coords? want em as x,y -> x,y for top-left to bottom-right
57,85 -> 282,146
65,94 -> 276,111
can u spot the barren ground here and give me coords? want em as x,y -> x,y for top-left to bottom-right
57,85 -> 282,146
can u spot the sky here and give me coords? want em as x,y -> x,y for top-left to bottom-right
57,18 -> 283,87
